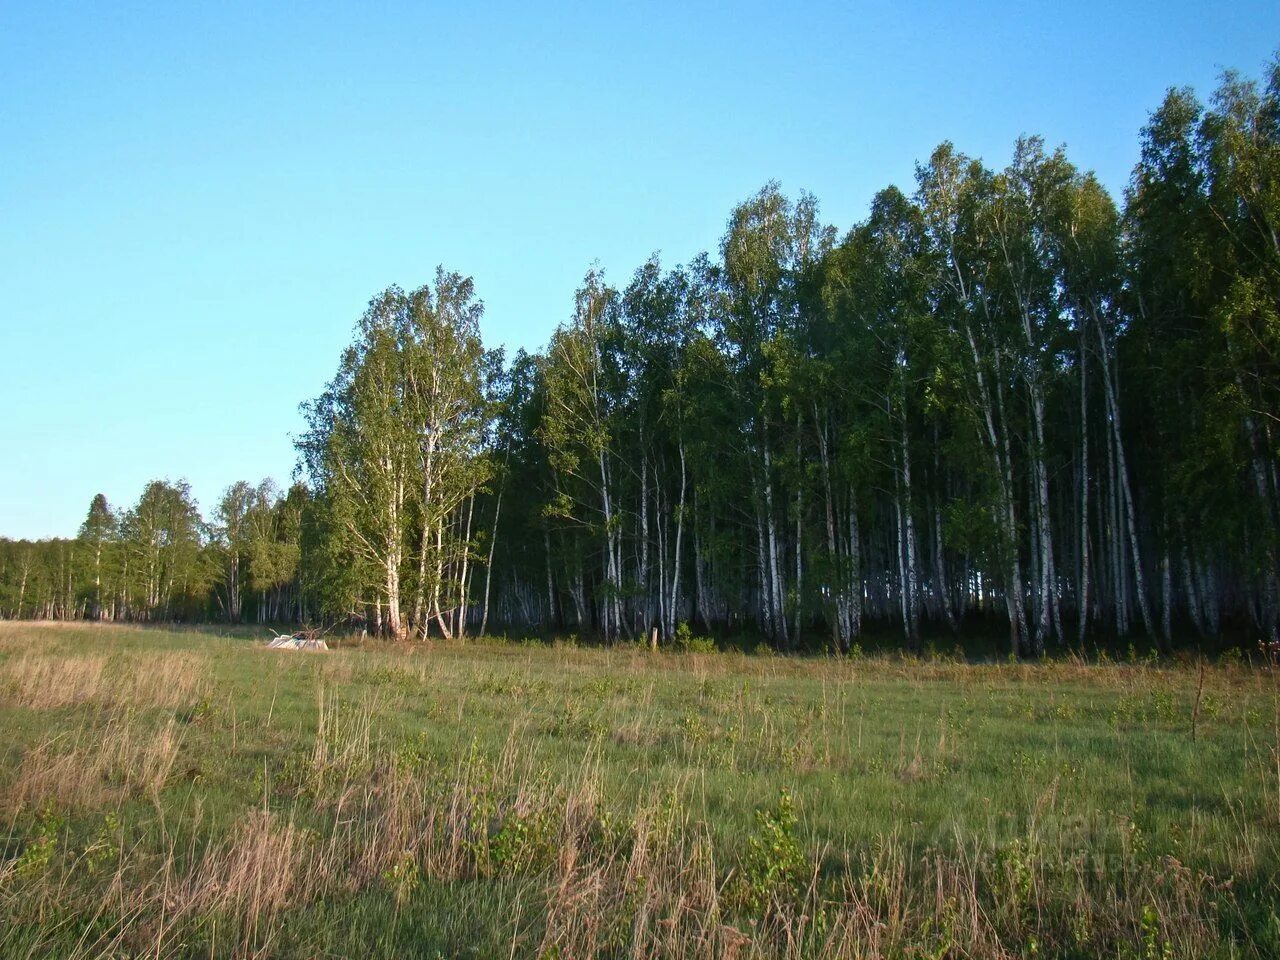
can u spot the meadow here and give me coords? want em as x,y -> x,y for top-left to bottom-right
0,622 -> 1277,959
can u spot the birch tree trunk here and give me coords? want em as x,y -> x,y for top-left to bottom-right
815,405 -> 847,650
793,414 -> 803,644
1094,311 -> 1155,639
480,485 -> 502,637
456,494 -> 475,638
1078,339 -> 1091,645
898,405 -> 920,649
668,439 -> 687,640
763,442 -> 788,647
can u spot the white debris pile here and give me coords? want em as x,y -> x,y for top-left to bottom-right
266,631 -> 328,651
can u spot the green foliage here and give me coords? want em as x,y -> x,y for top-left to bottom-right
672,622 -> 716,653
487,802 -> 561,876
1138,904 -> 1174,960
382,851 -> 421,902
734,788 -> 808,914
81,812 -> 121,873
14,803 -> 63,881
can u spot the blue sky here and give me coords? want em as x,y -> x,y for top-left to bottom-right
1,1 -> 1276,538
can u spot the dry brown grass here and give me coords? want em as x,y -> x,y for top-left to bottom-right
176,811 -> 322,924
0,654 -> 109,709
0,650 -> 205,711
6,716 -> 182,812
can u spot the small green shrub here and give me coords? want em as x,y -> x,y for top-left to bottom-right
1138,904 -> 1173,960
734,788 -> 808,914
489,804 -> 559,875
383,851 -> 420,902
82,812 -> 120,873
15,803 -> 63,880
672,622 -> 716,653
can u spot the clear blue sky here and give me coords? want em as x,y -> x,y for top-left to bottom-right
1,1 -> 1275,539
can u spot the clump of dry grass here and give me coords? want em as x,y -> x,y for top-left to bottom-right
176,811 -> 322,924
7,717 -> 182,811
0,651 -> 205,711
0,654 -> 109,709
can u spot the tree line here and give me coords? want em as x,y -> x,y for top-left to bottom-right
0,481 -> 310,625
3,60 -> 1278,655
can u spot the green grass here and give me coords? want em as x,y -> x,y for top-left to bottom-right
1,621 -> 1278,958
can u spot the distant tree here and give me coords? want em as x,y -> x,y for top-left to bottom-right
78,493 -> 116,620
214,481 -> 257,621
120,480 -> 206,620
299,269 -> 492,638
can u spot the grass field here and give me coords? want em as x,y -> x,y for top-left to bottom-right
1,622 -> 1278,959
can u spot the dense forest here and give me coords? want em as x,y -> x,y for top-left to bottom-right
4,61 -> 1279,656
